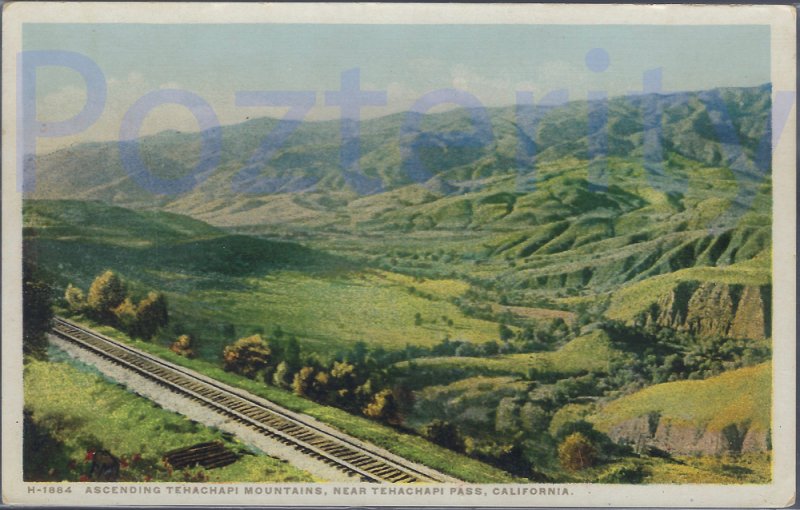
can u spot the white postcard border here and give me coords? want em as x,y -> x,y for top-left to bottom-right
2,3 -> 796,507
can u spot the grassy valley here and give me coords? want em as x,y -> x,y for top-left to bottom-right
22,84 -> 774,483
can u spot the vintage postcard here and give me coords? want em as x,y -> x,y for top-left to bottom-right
2,2 -> 796,507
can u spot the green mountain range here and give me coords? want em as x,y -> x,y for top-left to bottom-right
24,84 -> 774,482
30,85 -> 772,297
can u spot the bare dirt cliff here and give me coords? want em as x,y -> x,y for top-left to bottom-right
605,414 -> 769,455
642,282 -> 771,340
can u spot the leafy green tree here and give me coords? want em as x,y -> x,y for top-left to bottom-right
135,291 -> 168,339
284,336 -> 301,369
520,402 -> 549,433
292,366 -> 316,397
272,361 -> 292,388
23,262 -> 53,360
313,371 -> 331,400
455,341 -> 477,357
558,432 -> 598,471
495,397 -> 520,433
222,334 -> 271,379
330,361 -> 357,389
347,341 -> 368,367
481,340 -> 500,356
113,298 -> 139,334
363,389 -> 402,425
87,271 -> 126,319
64,284 -> 87,313
423,419 -> 465,452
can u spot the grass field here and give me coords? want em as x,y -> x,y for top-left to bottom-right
24,201 -> 503,360
643,453 -> 771,484
24,358 -> 314,482
181,269 -> 500,358
557,453 -> 771,484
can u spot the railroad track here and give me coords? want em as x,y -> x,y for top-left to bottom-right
51,317 -> 454,484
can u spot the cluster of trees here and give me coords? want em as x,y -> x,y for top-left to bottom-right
23,261 -> 54,361
601,320 -> 771,389
221,336 -> 409,425
65,271 -> 169,340
421,410 -> 628,480
318,320 -> 576,376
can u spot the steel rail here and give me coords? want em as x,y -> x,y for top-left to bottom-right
51,317 -> 454,484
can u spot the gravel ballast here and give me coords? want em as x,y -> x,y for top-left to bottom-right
48,334 -> 360,482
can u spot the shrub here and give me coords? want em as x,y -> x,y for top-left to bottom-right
558,432 -> 598,471
272,361 -> 292,389
87,271 -> 126,319
222,335 -> 272,378
330,361 -> 357,389
135,292 -> 168,340
64,284 -> 87,313
423,419 -> 465,452
362,389 -> 402,425
313,371 -> 331,399
553,419 -> 618,457
170,335 -> 195,358
292,366 -> 316,397
596,462 -> 646,483
23,264 -> 53,360
113,298 -> 139,334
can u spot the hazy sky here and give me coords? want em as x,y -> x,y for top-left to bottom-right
24,23 -> 770,152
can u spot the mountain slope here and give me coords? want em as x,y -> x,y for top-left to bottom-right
30,85 -> 771,210
590,363 -> 771,455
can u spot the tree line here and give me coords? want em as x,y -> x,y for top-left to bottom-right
221,334 -> 409,425
64,270 -> 169,341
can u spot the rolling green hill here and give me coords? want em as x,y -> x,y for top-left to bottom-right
24,200 -> 503,359
28,86 -> 772,306
395,330 -> 630,383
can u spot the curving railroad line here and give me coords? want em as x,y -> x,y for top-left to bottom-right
51,317 -> 456,484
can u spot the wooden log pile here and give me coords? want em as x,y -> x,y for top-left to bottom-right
162,441 -> 239,470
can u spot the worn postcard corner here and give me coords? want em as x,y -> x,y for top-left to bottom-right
1,2 -> 796,507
